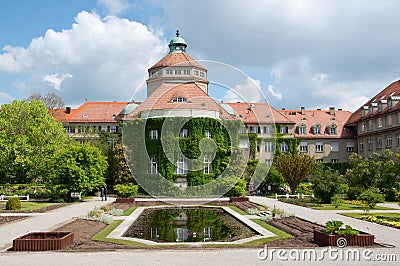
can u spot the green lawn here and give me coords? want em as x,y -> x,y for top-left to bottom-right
312,203 -> 394,211
0,201 -> 59,211
122,206 -> 138,216
228,206 -> 247,215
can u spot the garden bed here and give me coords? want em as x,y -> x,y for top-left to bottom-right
13,232 -> 74,251
313,230 -> 374,247
0,216 -> 29,226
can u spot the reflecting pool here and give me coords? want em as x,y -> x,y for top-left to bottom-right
123,207 -> 257,242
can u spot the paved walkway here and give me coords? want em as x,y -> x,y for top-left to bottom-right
248,196 -> 400,247
0,197 -> 111,251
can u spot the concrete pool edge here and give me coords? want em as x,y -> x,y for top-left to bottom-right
106,205 -> 276,246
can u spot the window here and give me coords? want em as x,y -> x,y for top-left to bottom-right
298,126 -> 306,134
205,130 -> 211,139
368,120 -> 373,131
360,123 -> 365,132
280,126 -> 289,134
65,126 -> 74,133
194,70 -> 199,76
109,126 -> 118,133
346,142 -> 355,152
264,125 -> 272,134
264,141 -> 273,152
367,138 -> 373,150
203,154 -> 212,174
299,142 -> 308,152
331,142 -> 339,152
256,142 -> 260,152
280,142 -> 288,152
174,69 -> 181,75
386,136 -> 393,148
397,134 -> 400,146
148,157 -> 157,174
239,139 -> 249,148
265,159 -> 273,166
315,142 -> 323,152
376,137 -> 382,149
171,97 -> 187,103
166,69 -> 173,75
200,72 -> 205,78
314,125 -> 321,135
329,126 -> 337,135
359,140 -> 364,150
149,130 -> 158,139
388,100 -> 393,109
387,115 -> 393,126
316,159 -> 324,163
175,154 -> 188,175
179,129 -> 188,138
183,69 -> 190,75
331,159 -> 339,163
377,117 -> 383,128
239,127 -> 247,134
249,126 -> 260,134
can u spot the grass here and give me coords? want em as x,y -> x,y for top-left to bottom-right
228,206 -> 247,215
122,206 -> 138,216
0,201 -> 59,211
312,203 -> 395,211
92,220 -> 147,246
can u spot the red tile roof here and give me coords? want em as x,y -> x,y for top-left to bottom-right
226,102 -> 294,124
279,109 -> 354,139
53,102 -> 129,123
149,52 -> 206,71
127,83 -> 233,119
346,80 -> 400,125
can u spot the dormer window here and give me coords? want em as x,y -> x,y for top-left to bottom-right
313,124 -> 322,135
82,114 -> 88,118
171,97 -> 187,103
298,124 -> 307,134
327,124 -> 337,135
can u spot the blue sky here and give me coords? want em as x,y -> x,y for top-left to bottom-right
1,0 -> 400,111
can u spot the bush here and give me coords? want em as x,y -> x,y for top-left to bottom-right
310,168 -> 347,203
331,195 -> 344,208
357,188 -> 385,208
6,197 -> 22,210
114,183 -> 139,198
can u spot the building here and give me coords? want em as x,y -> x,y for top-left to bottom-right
346,80 -> 400,158
54,32 -> 356,166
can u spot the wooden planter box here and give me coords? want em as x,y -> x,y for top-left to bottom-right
115,197 -> 135,203
229,197 -> 249,202
13,232 -> 74,251
314,230 -> 374,247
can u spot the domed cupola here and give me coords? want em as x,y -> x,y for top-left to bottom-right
168,30 -> 187,53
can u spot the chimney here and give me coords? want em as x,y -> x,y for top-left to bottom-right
65,107 -> 71,114
300,106 -> 305,115
281,107 -> 286,110
329,106 -> 335,115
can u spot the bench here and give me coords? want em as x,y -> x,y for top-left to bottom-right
70,192 -> 81,200
0,195 -> 30,201
275,193 -> 314,199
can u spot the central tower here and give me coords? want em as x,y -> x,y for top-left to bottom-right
146,31 -> 209,97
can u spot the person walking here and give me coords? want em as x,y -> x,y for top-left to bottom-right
100,186 -> 105,201
104,185 -> 108,201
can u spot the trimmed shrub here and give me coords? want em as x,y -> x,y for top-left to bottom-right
6,197 -> 22,210
114,183 -> 139,198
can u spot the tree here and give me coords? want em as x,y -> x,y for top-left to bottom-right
259,165 -> 285,194
107,143 -> 134,186
357,188 -> 385,208
50,143 -> 108,199
310,168 -> 347,203
273,152 -> 317,194
0,100 -> 69,183
27,92 -> 65,114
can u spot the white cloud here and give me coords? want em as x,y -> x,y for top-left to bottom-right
98,0 -> 132,15
267,85 -> 282,100
0,92 -> 14,105
0,11 -> 167,105
43,73 -> 73,91
223,77 -> 264,103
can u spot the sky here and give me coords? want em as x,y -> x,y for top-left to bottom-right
1,0 -> 400,111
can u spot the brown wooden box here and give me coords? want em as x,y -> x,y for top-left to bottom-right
13,232 -> 74,251
313,230 -> 374,247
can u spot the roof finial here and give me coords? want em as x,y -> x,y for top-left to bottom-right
176,29 -> 180,37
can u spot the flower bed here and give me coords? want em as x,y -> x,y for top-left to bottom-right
359,215 -> 400,229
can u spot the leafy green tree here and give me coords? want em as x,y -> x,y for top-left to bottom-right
259,165 -> 284,194
108,143 -> 134,186
0,100 -> 69,183
310,168 -> 347,203
50,143 -> 108,199
357,187 -> 385,208
273,152 -> 317,194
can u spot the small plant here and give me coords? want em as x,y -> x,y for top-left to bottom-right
272,206 -> 285,219
324,220 -> 359,235
331,195 -> 343,208
6,197 -> 22,210
246,208 -> 260,215
114,183 -> 139,198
